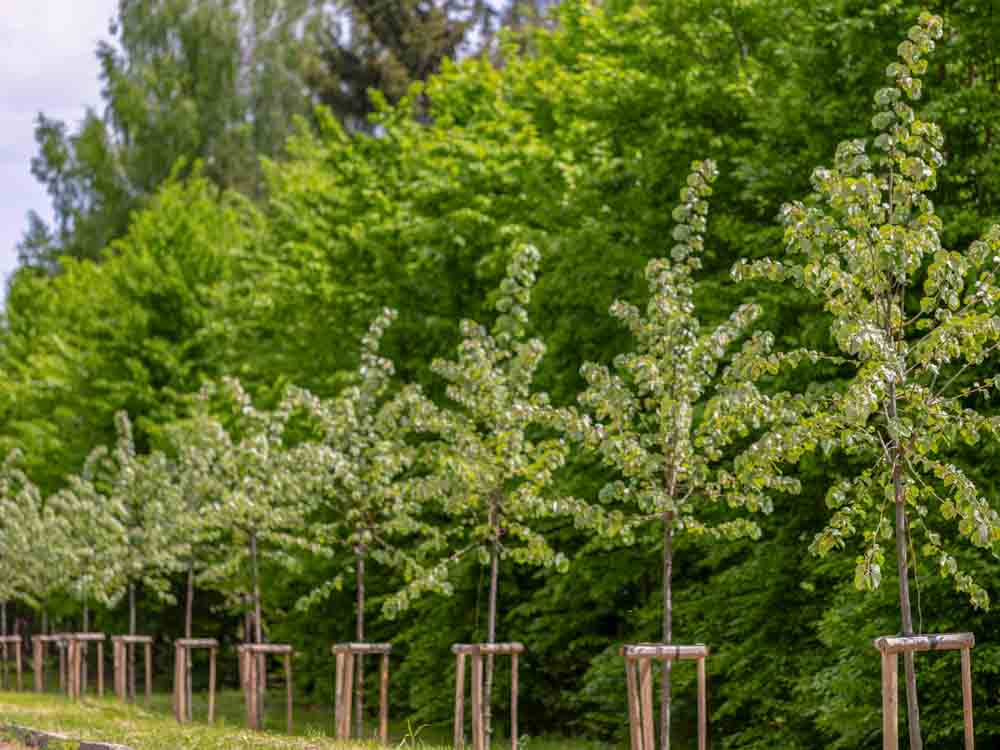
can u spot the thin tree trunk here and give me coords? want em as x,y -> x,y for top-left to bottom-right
129,583 -> 136,701
484,495 -> 500,748
250,532 -> 265,722
890,385 -> 922,750
42,607 -> 48,636
660,511 -> 675,750
185,560 -> 195,720
355,545 -> 366,738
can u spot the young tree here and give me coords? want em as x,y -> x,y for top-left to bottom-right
288,308 -> 441,736
0,451 -> 73,634
46,448 -> 129,690
392,244 -> 584,743
95,413 -> 187,698
192,377 -> 323,718
0,452 -> 32,645
734,13 -> 1000,749
555,160 -> 804,749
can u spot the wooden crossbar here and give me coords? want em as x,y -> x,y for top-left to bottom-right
876,632 -> 975,750
238,644 -> 294,733
452,643 -> 525,656
0,636 -> 23,692
621,643 -> 709,750
173,638 -> 218,724
332,642 -> 392,744
111,635 -> 153,702
453,642 -> 524,750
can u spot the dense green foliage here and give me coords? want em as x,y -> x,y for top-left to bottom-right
7,2 -> 1000,749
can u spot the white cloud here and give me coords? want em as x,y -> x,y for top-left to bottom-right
0,0 -> 118,295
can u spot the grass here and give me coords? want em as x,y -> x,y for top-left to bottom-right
0,691 -> 610,750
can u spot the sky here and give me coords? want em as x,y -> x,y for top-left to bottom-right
0,0 -> 118,297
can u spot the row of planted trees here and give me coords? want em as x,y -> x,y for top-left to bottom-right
2,13 -> 1000,750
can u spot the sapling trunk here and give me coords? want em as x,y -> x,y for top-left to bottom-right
660,510 -> 675,750
483,496 -> 500,747
129,583 -> 137,700
888,383 -> 922,750
185,560 -> 195,719
250,531 -> 265,721
355,545 -> 366,738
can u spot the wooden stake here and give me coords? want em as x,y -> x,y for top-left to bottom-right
638,658 -> 654,750
380,653 -> 389,745
470,652 -> 484,750
881,650 -> 898,750
58,642 -> 65,693
511,652 -> 519,750
97,641 -> 104,697
33,638 -> 43,693
208,647 -> 216,723
145,642 -> 152,701
697,656 -> 707,750
334,652 -> 345,738
625,659 -> 642,750
454,652 -> 466,750
285,652 -> 294,735
173,645 -> 183,722
961,647 -> 974,750
11,639 -> 22,692
340,651 -> 355,738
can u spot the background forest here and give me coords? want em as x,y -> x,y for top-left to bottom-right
5,1 -> 1000,748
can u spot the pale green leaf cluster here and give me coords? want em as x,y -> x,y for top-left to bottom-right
555,161 -> 807,548
735,13 -> 1000,608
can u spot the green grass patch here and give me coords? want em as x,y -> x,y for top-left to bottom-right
0,691 -> 608,750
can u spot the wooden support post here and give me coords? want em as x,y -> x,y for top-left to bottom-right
173,644 -> 183,722
174,639 -> 219,723
334,652 -> 345,737
454,651 -> 466,750
97,641 -> 104,697
239,643 -> 293,732
638,658 -> 654,750
332,643 -> 393,743
697,656 -> 707,750
113,641 -> 122,699
511,652 -> 519,750
285,652 -> 294,735
451,643 -> 525,750
619,644 -> 710,750
0,637 -> 23,693
624,659 -> 645,750
340,651 -> 355,738
58,641 -> 66,692
379,653 -> 390,745
881,650 -> 898,750
874,633 -> 977,750
32,637 -> 43,693
208,646 -> 217,723
961,647 -> 974,750
145,641 -> 152,701
470,651 -> 483,750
